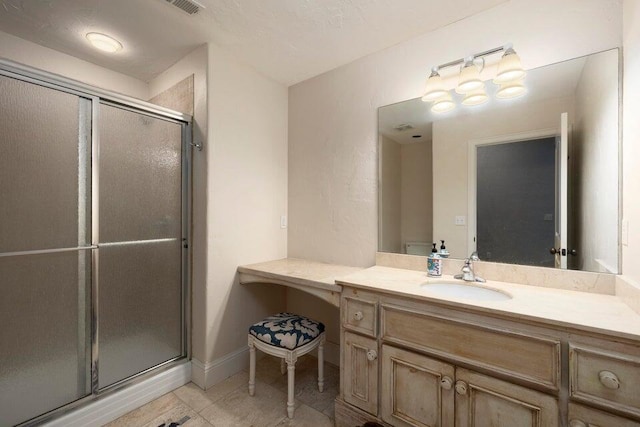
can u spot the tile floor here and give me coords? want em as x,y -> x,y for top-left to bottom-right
106,355 -> 338,427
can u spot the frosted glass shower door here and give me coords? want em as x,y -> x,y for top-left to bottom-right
0,75 -> 92,426
97,103 -> 185,389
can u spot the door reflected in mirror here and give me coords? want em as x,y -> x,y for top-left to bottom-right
378,48 -> 620,274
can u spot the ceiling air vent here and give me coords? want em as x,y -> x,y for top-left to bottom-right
165,0 -> 204,15
393,123 -> 414,132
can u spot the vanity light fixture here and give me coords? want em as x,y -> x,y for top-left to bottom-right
86,32 -> 123,53
421,68 -> 449,102
421,44 -> 527,112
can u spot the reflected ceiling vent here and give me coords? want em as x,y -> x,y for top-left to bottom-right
165,0 -> 204,15
393,123 -> 414,132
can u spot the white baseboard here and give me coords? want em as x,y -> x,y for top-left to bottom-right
192,341 -> 340,391
192,347 -> 250,390
44,361 -> 191,427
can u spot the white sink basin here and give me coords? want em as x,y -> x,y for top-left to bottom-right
420,282 -> 512,301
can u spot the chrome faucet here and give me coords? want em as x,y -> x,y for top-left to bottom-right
454,251 -> 485,283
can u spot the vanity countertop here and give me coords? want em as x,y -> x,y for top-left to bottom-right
336,265 -> 640,341
238,258 -> 363,306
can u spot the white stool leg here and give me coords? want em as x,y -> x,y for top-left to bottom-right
280,357 -> 286,375
286,356 -> 296,418
248,339 -> 256,396
318,336 -> 325,393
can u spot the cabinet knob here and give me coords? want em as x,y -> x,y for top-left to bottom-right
569,420 -> 587,427
598,370 -> 620,389
366,349 -> 377,361
353,311 -> 364,321
455,380 -> 468,395
440,376 -> 453,390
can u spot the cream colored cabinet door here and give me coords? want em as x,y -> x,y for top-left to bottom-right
381,345 -> 455,427
569,403 -> 640,427
343,331 -> 378,415
455,368 -> 559,427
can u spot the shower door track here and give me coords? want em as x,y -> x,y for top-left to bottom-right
0,59 -> 193,427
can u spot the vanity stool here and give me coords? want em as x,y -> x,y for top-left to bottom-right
248,312 -> 326,419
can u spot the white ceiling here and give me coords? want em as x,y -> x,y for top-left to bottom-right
0,0 -> 507,85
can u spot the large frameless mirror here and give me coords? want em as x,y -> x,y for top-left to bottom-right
378,48 -> 620,274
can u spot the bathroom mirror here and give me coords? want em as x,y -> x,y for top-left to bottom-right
378,48 -> 620,273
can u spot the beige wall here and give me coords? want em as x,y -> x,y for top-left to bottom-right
0,29 -> 148,99
206,43 -> 288,365
401,140 -> 433,250
288,0 -> 622,269
573,50 -> 619,273
147,45 -> 210,365
379,135 -> 402,253
432,96 -> 575,259
623,0 -> 640,283
286,0 -> 622,368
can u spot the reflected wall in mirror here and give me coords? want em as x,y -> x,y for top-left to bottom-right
378,48 -> 620,273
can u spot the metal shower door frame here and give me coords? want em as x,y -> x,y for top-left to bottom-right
0,59 -> 193,426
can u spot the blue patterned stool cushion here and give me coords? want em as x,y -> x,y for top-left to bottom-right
249,313 -> 325,350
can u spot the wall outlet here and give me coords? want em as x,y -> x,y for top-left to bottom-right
280,215 -> 287,229
454,215 -> 466,226
544,213 -> 553,221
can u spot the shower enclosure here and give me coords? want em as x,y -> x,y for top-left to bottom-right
0,61 -> 191,426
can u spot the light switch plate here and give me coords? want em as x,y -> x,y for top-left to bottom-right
622,219 -> 629,246
280,215 -> 287,229
455,215 -> 466,226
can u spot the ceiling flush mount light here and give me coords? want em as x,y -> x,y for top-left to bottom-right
431,92 -> 455,113
421,68 -> 448,102
421,44 -> 526,111
86,32 -> 123,53
493,47 -> 526,84
496,80 -> 527,99
456,59 -> 484,94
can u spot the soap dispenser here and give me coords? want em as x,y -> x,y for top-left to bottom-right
427,243 -> 442,277
439,240 -> 449,258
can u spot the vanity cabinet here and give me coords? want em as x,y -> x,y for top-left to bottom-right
337,286 -> 640,427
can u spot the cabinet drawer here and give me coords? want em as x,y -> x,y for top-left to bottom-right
381,304 -> 560,391
569,403 -> 640,427
569,344 -> 640,419
343,296 -> 377,337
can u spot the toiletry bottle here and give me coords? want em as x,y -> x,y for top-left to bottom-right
439,240 -> 449,258
427,243 -> 442,277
